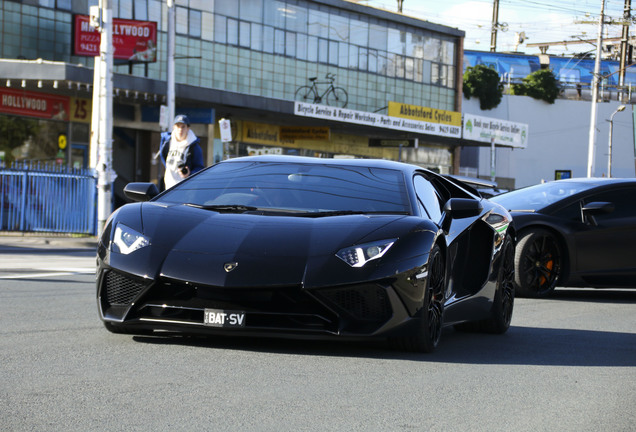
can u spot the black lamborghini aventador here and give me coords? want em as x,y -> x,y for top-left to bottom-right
491,177 -> 636,297
97,156 -> 515,352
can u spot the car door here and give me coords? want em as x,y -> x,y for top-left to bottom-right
573,186 -> 636,286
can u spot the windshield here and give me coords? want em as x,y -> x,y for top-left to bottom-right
491,181 -> 593,211
157,161 -> 411,214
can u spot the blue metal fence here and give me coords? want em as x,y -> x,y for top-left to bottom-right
0,162 -> 97,235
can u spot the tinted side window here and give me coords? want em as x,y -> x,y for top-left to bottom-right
584,187 -> 636,222
414,175 -> 442,222
552,202 -> 583,222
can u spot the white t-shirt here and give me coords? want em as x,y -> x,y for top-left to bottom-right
164,129 -> 197,189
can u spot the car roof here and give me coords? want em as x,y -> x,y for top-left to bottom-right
542,177 -> 636,186
221,155 -> 428,174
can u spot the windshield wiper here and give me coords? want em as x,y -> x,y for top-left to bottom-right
296,210 -> 409,217
184,203 -> 258,212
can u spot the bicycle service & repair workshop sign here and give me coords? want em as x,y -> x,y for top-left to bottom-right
294,101 -> 462,139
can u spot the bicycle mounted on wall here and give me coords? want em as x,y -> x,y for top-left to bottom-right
295,73 -> 348,108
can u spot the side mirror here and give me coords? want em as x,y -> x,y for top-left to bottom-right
581,201 -> 614,215
443,198 -> 483,219
124,182 -> 160,202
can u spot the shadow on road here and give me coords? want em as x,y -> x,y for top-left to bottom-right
131,322 -> 635,367
548,287 -> 636,304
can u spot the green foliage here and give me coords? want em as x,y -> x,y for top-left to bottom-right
463,64 -> 504,110
0,116 -> 40,165
511,69 -> 560,104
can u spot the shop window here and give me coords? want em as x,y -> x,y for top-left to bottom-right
214,15 -> 227,43
308,9 -> 329,39
318,38 -> 328,64
329,14 -> 348,43
240,0 -> 263,23
328,40 -> 338,65
176,6 -> 188,34
348,45 -> 358,69
369,24 -> 387,51
296,33 -> 307,61
217,0 -> 239,18
338,42 -> 348,68
189,9 -> 201,38
134,0 -> 148,20
349,19 -> 368,46
285,4 -> 307,33
119,0 -> 133,19
227,18 -> 239,45
251,23 -> 263,51
202,11 -> 214,41
263,0 -> 285,27
358,47 -> 367,70
286,32 -> 296,57
274,29 -> 285,55
240,21 -> 251,48
307,36 -> 318,62
263,26 -> 274,53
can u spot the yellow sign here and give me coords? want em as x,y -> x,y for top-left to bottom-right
70,97 -> 92,123
280,126 -> 330,141
243,122 -> 280,145
58,134 -> 67,150
388,102 -> 461,126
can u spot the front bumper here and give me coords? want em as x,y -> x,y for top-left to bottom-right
97,266 -> 413,339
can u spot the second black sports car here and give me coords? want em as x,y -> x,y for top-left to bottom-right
97,156 -> 515,352
491,177 -> 636,297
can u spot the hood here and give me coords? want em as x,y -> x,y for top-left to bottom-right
126,202 -> 409,288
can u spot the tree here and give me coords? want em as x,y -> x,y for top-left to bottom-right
0,116 -> 40,165
511,69 -> 560,104
463,64 -> 503,110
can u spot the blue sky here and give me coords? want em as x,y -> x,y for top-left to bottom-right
358,0 -> 630,57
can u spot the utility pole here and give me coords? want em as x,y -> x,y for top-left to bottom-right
490,0 -> 500,52
166,0 -> 176,128
587,0 -> 606,178
618,0 -> 631,100
89,0 -> 114,234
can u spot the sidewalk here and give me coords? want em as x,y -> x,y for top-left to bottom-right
0,232 -> 98,250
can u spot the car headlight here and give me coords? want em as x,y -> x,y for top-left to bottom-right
112,223 -> 150,255
336,239 -> 396,268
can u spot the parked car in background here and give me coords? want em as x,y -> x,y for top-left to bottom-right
97,156 -> 515,353
491,178 -> 636,297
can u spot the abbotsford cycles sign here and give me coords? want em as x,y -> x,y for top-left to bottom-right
294,101 -> 529,146
294,101 -> 462,139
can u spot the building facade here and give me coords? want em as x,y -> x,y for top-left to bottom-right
0,0 -> 465,205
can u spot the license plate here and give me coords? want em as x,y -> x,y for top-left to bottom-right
203,308 -> 246,328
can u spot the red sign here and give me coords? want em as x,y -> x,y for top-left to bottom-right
73,15 -> 157,62
0,88 -> 70,121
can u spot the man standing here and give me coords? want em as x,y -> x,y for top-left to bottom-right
158,114 -> 205,190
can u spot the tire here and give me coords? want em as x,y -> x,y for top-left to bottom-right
514,228 -> 562,298
483,234 -> 515,333
326,87 -> 348,108
295,85 -> 316,103
454,234 -> 515,333
392,244 -> 445,353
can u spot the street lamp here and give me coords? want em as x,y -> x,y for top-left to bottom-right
607,104 -> 626,178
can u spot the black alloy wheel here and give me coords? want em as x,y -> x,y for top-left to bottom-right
514,228 -> 562,297
485,234 -> 515,332
392,244 -> 445,353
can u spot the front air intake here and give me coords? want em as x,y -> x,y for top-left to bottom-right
319,284 -> 392,322
104,271 -> 147,306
